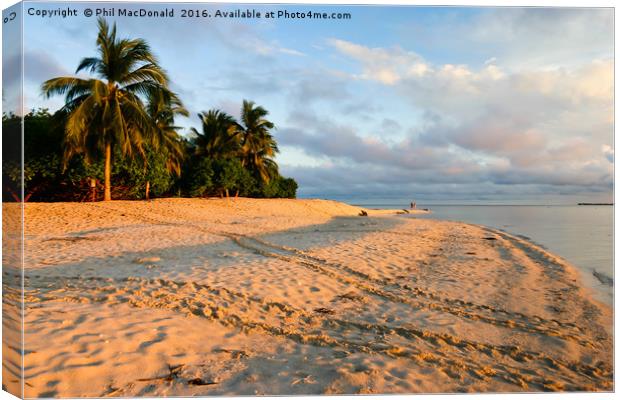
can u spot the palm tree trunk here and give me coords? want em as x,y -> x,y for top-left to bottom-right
145,181 -> 150,200
104,142 -> 112,201
90,178 -> 97,202
225,188 -> 230,198
7,187 -> 20,202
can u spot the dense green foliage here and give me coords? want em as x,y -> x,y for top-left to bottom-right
2,18 -> 297,202
184,100 -> 291,199
2,108 -> 297,202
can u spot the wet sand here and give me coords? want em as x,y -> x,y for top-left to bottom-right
2,198 -> 613,396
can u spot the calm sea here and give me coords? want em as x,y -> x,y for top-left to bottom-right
348,201 -> 614,305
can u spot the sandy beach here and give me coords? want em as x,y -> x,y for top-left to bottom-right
2,198 -> 613,396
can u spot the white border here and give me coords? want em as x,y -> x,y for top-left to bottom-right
0,1 -> 616,400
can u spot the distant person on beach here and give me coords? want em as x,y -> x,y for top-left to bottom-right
411,201 -> 416,209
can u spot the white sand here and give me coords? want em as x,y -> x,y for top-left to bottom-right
2,198 -> 612,396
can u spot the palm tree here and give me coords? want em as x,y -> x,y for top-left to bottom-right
145,90 -> 188,199
42,18 -> 170,200
190,110 -> 243,160
239,100 -> 279,182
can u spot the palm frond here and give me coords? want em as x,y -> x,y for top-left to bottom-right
41,77 -> 92,99
75,57 -> 103,75
118,63 -> 168,86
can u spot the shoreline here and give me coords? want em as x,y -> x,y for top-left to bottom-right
408,204 -> 613,308
3,198 -> 613,395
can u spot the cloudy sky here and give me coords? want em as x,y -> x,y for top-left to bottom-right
11,3 -> 614,203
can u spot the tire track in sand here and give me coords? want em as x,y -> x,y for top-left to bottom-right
86,202 -> 592,347
31,202 -> 606,391
20,274 -> 612,392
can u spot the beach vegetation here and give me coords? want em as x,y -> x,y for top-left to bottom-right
239,100 -> 279,183
41,18 -> 181,201
184,101 -> 289,199
191,110 -> 242,160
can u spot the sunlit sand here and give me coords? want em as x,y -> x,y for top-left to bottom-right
2,198 -> 612,396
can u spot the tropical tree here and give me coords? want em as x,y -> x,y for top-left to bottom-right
145,90 -> 188,199
2,110 -> 63,201
214,158 -> 254,198
190,110 -> 242,160
42,17 -> 171,200
239,100 -> 279,182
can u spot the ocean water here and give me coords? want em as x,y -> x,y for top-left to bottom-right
349,202 -> 614,305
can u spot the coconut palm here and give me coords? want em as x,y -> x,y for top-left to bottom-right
191,110 -> 243,160
239,100 -> 279,182
147,90 -> 188,175
144,90 -> 188,199
42,18 -> 169,200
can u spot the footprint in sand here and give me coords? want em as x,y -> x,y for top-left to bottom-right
133,256 -> 161,264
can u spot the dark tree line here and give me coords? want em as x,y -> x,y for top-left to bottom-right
2,108 -> 297,202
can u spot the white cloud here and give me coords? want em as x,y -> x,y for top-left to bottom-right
249,37 -> 305,57
328,38 -> 429,85
602,145 -> 614,163
303,34 -> 614,197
